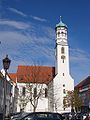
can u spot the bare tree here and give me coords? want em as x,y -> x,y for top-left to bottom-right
18,93 -> 28,111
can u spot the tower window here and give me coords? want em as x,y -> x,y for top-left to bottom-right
63,59 -> 64,63
63,84 -> 65,87
63,89 -> 66,94
63,73 -> 64,76
61,47 -> 64,54
61,31 -> 64,36
57,32 -> 60,37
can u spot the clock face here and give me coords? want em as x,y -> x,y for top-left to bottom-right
61,55 -> 65,59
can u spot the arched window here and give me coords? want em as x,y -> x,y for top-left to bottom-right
57,32 -> 60,37
61,47 -> 64,54
61,31 -> 64,36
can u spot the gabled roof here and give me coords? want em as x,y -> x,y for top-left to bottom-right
75,76 -> 90,89
10,65 -> 55,84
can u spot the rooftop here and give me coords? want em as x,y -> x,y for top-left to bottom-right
75,76 -> 90,89
9,65 -> 55,84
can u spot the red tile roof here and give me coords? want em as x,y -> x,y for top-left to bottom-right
10,65 -> 55,84
9,73 -> 17,83
75,76 -> 90,89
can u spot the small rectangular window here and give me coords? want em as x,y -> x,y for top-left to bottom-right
61,47 -> 64,54
22,87 -> 25,96
63,89 -> 66,94
33,87 -> 37,98
45,88 -> 48,98
63,59 -> 64,63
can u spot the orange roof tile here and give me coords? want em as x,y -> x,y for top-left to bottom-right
17,65 -> 55,84
9,73 -> 17,83
9,66 -> 55,84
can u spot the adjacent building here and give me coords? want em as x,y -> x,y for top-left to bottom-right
0,71 -> 13,117
75,76 -> 90,113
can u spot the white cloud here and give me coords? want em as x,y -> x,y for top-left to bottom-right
0,19 -> 55,72
30,15 -> 47,22
70,48 -> 90,61
8,8 -> 47,22
0,19 -> 30,29
8,7 -> 27,17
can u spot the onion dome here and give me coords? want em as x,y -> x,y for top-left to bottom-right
56,16 -> 67,28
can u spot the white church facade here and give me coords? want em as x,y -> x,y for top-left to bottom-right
9,17 -> 74,113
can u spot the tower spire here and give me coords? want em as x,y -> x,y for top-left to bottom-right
56,16 -> 67,28
60,16 -> 62,23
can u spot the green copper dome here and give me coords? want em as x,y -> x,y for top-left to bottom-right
56,16 -> 67,28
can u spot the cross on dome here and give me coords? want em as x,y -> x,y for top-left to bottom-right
56,16 -> 67,28
60,16 -> 62,23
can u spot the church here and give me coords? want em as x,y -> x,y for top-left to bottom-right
9,17 -> 74,113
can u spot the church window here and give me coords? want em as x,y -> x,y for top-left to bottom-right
61,47 -> 64,54
45,88 -> 48,98
63,84 -> 65,87
22,87 -> 25,96
33,87 -> 37,98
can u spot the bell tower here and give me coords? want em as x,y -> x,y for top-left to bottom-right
55,16 -> 69,75
53,17 -> 74,113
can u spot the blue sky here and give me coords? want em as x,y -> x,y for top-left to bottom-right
0,0 -> 90,85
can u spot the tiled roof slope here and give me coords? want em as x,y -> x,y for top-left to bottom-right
9,73 -> 17,83
75,76 -> 90,89
10,66 -> 55,84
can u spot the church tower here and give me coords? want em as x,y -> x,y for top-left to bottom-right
53,17 -> 74,113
